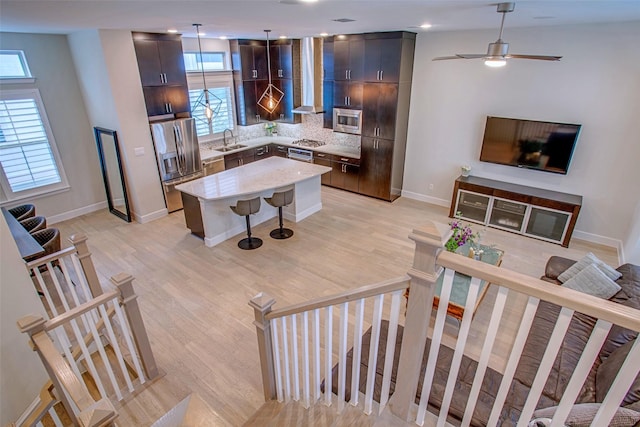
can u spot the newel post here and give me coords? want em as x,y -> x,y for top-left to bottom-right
69,234 -> 103,297
17,315 -> 80,427
249,292 -> 277,401
388,220 -> 451,421
112,272 -> 159,380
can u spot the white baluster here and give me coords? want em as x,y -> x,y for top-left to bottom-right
517,306 -> 574,427
71,254 -> 100,323
364,294 -> 384,415
98,303 -> 135,392
281,316 -> 291,401
337,302 -> 349,411
34,267 -> 59,317
59,257 -> 83,307
350,298 -> 365,406
48,404 -> 64,426
417,268 -> 455,426
324,305 -> 333,406
379,290 -> 402,413
68,314 -> 108,399
437,276 -> 482,427
487,296 -> 540,426
302,311 -> 310,408
291,314 -> 300,402
271,318 -> 284,402
313,309 -> 321,401
112,299 -> 146,384
47,261 -> 71,312
53,326 -> 86,391
462,285 -> 509,427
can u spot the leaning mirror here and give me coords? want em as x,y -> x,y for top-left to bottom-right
94,127 -> 131,222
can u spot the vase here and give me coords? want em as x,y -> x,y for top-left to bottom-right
461,166 -> 471,177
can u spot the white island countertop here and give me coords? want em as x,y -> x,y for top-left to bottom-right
175,156 -> 331,201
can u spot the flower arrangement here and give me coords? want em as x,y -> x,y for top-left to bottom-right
445,214 -> 478,252
264,122 -> 277,136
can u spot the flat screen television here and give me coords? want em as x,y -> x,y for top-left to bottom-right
479,116 -> 581,174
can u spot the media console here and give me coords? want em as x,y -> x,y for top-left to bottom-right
449,176 -> 582,247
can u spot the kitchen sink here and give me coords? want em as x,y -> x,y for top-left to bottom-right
216,144 -> 247,152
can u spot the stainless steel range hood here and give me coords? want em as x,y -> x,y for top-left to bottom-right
292,37 -> 324,115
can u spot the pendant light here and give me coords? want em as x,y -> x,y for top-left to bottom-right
257,29 -> 284,114
193,24 -> 222,125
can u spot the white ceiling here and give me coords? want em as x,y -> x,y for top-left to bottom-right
1,0 -> 640,40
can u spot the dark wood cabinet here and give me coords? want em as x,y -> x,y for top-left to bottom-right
333,81 -> 363,109
271,144 -> 288,158
133,32 -> 190,117
334,36 -> 364,81
362,83 -> 398,139
237,42 -> 268,80
270,41 -> 292,79
323,39 -> 334,81
359,137 -> 394,200
313,153 -> 332,185
224,148 -> 256,169
331,157 -> 359,193
363,38 -> 403,82
323,80 -> 334,129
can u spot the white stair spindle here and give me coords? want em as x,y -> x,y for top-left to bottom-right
291,314 -> 300,402
379,290 -> 402,413
68,315 -> 108,399
437,276 -> 482,427
271,318 -> 284,402
59,258 -> 83,307
417,268 -> 455,426
338,302 -> 349,411
324,305 -> 333,406
517,307 -> 574,427
48,406 -> 64,427
112,299 -> 146,384
462,285 -> 509,427
350,298 -> 365,406
313,309 -> 321,401
281,316 -> 292,401
47,261 -> 71,312
487,296 -> 540,426
53,326 -> 87,390
98,304 -> 135,392
302,311 -> 310,408
364,294 -> 385,415
34,267 -> 60,317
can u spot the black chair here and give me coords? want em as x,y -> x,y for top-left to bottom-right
20,216 -> 47,233
23,228 -> 61,263
264,189 -> 294,239
9,204 -> 35,221
229,197 -> 262,250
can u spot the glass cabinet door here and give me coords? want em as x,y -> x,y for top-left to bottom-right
488,198 -> 528,232
455,190 -> 491,224
524,206 -> 571,243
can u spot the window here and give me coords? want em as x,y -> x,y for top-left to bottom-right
0,89 -> 68,200
0,50 -> 35,84
186,71 -> 235,141
183,52 -> 225,72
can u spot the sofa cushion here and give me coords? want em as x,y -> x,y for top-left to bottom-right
561,263 -> 621,299
597,339 -> 640,406
558,253 -> 622,283
544,256 -> 578,282
532,403 -> 640,427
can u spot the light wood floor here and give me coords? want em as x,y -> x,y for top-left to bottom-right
54,187 -> 618,426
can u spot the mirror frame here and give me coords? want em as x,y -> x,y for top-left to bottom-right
94,127 -> 132,222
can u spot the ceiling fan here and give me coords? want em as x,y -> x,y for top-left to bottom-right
433,2 -> 562,67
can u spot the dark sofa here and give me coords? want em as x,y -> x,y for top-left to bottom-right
327,258 -> 640,426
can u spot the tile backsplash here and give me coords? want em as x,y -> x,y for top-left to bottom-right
236,114 -> 361,149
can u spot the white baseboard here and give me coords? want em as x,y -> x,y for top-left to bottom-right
47,201 -> 107,224
134,208 -> 168,224
572,230 -> 624,263
400,190 -> 450,208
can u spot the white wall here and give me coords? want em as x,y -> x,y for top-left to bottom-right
0,33 -> 106,222
68,30 -> 167,223
0,218 -> 48,424
404,22 -> 640,249
624,201 -> 640,264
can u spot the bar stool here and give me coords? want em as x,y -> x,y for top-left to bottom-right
229,197 -> 262,250
20,216 -> 47,233
23,228 -> 61,263
9,203 -> 35,221
264,188 -> 294,240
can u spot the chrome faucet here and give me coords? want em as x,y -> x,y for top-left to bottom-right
223,128 -> 234,147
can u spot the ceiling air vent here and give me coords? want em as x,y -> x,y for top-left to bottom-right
332,18 -> 356,23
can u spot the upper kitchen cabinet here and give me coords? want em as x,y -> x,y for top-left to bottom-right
333,34 -> 364,81
333,81 -> 363,109
362,83 -> 398,139
322,39 -> 334,81
233,40 -> 268,80
132,32 -> 190,117
270,40 -> 293,79
363,33 -> 411,83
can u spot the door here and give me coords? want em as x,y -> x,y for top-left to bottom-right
363,38 -> 402,82
333,38 -> 364,81
323,39 -> 334,81
143,87 -> 168,116
174,118 -> 201,176
359,137 -> 393,200
134,40 -> 163,86
333,81 -> 363,109
164,86 -> 190,115
362,83 -> 398,139
157,40 -> 187,85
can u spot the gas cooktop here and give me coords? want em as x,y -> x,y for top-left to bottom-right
291,139 -> 326,148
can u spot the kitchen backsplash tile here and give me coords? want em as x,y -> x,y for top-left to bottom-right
235,114 -> 360,149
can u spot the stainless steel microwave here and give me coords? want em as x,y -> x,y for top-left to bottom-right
333,108 -> 362,135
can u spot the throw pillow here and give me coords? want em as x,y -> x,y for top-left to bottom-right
532,403 -> 640,427
561,263 -> 622,299
558,252 -> 622,284
597,340 -> 640,405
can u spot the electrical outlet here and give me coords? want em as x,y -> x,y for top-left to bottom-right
134,147 -> 145,157
428,183 -> 434,190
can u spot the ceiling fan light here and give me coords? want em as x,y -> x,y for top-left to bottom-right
484,58 -> 507,68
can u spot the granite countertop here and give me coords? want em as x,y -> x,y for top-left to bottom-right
199,136 -> 360,161
175,156 -> 332,201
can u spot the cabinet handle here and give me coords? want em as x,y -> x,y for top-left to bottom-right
347,96 -> 351,106
377,70 -> 380,80
163,73 -> 168,83
256,114 -> 260,122
349,70 -> 352,80
280,113 -> 284,120
340,158 -> 349,161
160,73 -> 164,84
345,70 -> 349,80
380,70 -> 383,80
168,103 -> 173,113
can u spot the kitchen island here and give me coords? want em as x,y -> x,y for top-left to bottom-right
175,157 -> 331,247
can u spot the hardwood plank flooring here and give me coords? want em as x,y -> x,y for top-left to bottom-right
53,187 -> 618,425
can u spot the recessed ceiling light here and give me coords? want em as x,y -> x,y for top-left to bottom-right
279,35 -> 287,39
167,29 -> 178,33
420,23 -> 432,29
320,32 -> 329,37
198,31 -> 206,36
219,36 -> 228,40
279,0 -> 318,4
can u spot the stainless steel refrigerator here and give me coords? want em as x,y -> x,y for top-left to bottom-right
150,118 -> 202,212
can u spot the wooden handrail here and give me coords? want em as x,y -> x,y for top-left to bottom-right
436,251 -> 640,332
43,289 -> 119,331
24,246 -> 76,270
265,275 -> 411,321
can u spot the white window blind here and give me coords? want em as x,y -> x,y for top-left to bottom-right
0,89 -> 67,199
